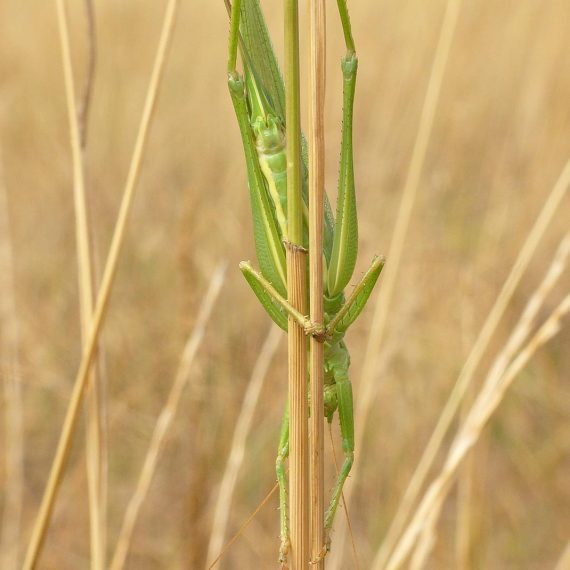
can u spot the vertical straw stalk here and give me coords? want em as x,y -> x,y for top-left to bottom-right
54,1 -> 105,568
21,1 -> 180,567
308,0 -> 326,566
285,0 -> 309,567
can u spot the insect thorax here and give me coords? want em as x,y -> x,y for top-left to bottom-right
324,291 -> 345,319
253,115 -> 287,177
252,115 -> 288,236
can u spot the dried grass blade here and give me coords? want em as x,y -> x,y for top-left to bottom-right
54,1 -> 104,567
206,324 -> 281,567
384,238 -> 570,570
110,263 -> 226,570
21,2 -> 180,567
373,156 -> 570,570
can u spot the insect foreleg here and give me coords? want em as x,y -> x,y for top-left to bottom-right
327,255 -> 385,337
239,261 -> 326,338
276,403 -> 290,566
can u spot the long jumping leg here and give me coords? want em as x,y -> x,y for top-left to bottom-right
326,0 -> 359,298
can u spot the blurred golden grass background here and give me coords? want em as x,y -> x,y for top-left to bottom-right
0,0 -> 569,568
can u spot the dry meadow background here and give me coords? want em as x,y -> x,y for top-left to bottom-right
0,0 -> 569,568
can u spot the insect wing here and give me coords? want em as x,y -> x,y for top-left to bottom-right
240,0 -> 336,261
240,0 -> 285,118
228,75 -> 287,295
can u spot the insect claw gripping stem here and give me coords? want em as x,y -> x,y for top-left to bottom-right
310,545 -> 328,565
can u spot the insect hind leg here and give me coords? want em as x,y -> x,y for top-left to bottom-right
276,402 -> 290,566
324,354 -> 354,552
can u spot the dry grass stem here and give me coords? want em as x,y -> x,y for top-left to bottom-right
329,0 -> 463,565
383,239 -> 570,569
0,152 -> 24,570
409,506 -> 438,570
54,0 -> 104,567
373,158 -> 570,570
308,0 -> 326,566
78,0 -> 96,150
472,234 -> 570,405
285,0 -> 310,565
22,2 -> 180,567
287,245 -> 310,568
455,287 -> 477,570
110,263 -> 225,570
78,3 -> 110,559
455,391 -> 475,570
206,324 -> 281,567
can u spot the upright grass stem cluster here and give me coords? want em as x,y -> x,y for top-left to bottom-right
21,2 -> 181,568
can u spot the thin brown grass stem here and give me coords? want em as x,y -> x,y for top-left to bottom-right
383,240 -> 570,570
78,0 -> 96,151
21,2 -> 180,568
54,1 -> 104,567
372,156 -> 570,570
78,3 -> 110,560
308,0 -> 326,566
0,151 -> 24,570
455,387 -> 474,570
329,1 -> 463,566
110,264 -> 226,570
206,325 -> 281,567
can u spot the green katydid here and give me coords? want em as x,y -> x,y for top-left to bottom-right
224,0 -> 384,563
